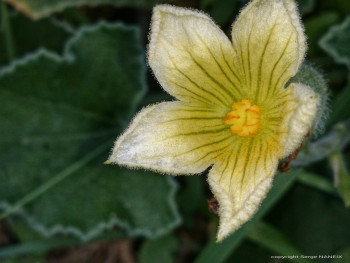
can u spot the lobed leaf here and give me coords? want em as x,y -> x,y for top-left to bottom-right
293,119 -> 350,167
320,16 -> 350,69
0,11 -> 73,66
0,23 -> 180,241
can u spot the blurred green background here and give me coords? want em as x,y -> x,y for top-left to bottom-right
0,0 -> 350,262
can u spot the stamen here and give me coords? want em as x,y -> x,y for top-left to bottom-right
224,99 -> 261,137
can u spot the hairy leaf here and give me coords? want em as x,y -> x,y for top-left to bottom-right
320,16 -> 350,69
0,11 -> 72,66
289,63 -> 329,136
0,23 -> 180,241
293,119 -> 350,166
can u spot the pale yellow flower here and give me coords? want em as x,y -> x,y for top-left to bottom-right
109,0 -> 319,241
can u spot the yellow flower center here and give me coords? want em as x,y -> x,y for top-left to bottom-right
224,99 -> 261,137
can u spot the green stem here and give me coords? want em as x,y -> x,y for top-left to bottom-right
0,140 -> 112,220
1,2 -> 15,61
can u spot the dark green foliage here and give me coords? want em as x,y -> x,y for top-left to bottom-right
0,23 -> 180,241
0,0 -> 350,262
139,234 -> 178,263
327,79 -> 350,126
268,183 -> 350,255
0,12 -> 72,66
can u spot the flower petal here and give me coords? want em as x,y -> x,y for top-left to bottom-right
208,136 -> 278,241
230,0 -> 306,104
148,5 -> 243,108
109,101 -> 234,174
281,83 -> 319,158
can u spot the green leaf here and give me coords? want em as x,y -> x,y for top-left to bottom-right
293,119 -> 350,166
289,63 -> 329,136
270,182 -> 350,254
4,0 -> 171,20
6,217 -> 45,243
194,170 -> 302,263
0,23 -> 180,241
320,16 -> 350,69
54,8 -> 90,29
247,222 -> 313,263
327,78 -> 350,127
329,152 -> 350,207
0,217 -> 126,259
0,11 -> 73,66
139,234 -> 178,263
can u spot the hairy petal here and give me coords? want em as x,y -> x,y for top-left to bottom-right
148,5 -> 243,109
280,0 -> 307,66
208,136 -> 277,241
281,83 -> 319,158
230,0 -> 306,104
109,101 -> 234,175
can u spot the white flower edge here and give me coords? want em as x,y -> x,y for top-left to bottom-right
108,101 -> 231,175
232,0 -> 306,71
208,168 -> 275,241
147,4 -> 239,108
281,83 -> 320,158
